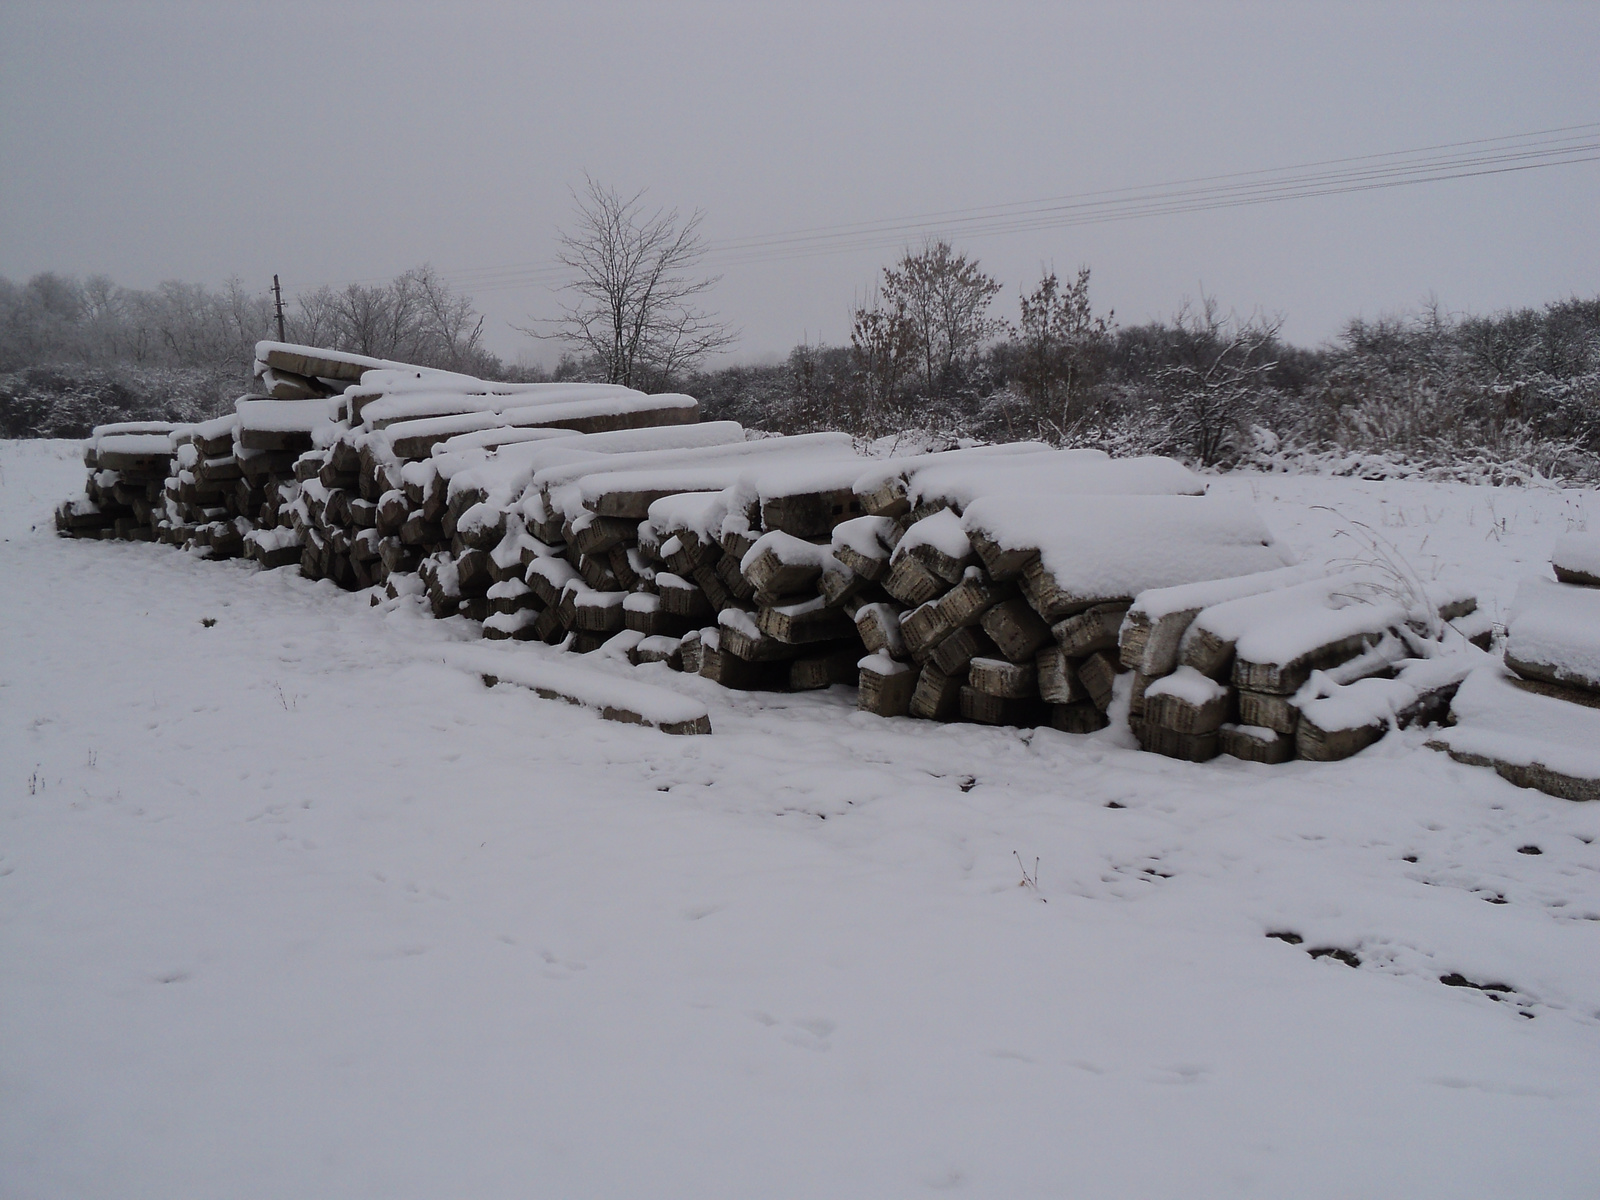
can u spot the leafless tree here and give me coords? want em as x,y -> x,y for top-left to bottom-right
1015,266 -> 1113,435
410,265 -> 487,372
329,277 -> 420,360
535,177 -> 736,389
881,239 -> 1005,395
848,288 -> 918,431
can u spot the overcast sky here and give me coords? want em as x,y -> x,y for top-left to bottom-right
2,1 -> 1595,366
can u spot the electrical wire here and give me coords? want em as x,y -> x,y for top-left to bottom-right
321,121 -> 1600,296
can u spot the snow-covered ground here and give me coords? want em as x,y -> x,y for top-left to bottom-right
3,438 -> 1598,1199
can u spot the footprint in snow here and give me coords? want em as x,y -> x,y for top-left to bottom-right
917,1166 -> 966,1190
749,1011 -> 835,1050
1147,1063 -> 1210,1085
984,1049 -> 1037,1064
369,945 -> 429,960
539,949 -> 587,977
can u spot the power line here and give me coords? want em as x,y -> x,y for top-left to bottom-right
320,121 -> 1600,297
449,120 -> 1600,288
701,140 -> 1600,272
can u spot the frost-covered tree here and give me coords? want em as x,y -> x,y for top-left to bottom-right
288,266 -> 495,375
1150,295 -> 1283,466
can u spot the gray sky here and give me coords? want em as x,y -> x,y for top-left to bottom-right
2,1 -> 1596,365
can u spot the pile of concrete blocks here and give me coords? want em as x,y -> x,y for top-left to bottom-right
1120,567 -> 1486,763
1428,533 -> 1600,800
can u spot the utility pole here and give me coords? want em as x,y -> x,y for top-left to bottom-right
271,274 -> 286,342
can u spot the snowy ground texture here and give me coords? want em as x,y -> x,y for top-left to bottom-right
4,438 -> 1600,1199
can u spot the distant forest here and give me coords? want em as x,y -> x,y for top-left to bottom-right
3,260 -> 1597,484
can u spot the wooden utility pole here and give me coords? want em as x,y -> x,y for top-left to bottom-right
271,275 -> 286,342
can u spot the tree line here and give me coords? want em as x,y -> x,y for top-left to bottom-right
530,183 -> 1600,482
0,266 -> 508,437
689,241 -> 1600,484
3,213 -> 1597,483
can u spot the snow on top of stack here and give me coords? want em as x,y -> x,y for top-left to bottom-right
730,454 -> 879,501
1505,577 -> 1600,690
1432,664 -> 1600,786
254,341 -> 412,382
439,423 -> 752,506
358,389 -> 509,429
517,421 -> 745,461
1183,573 -> 1384,647
908,450 -> 1202,509
236,397 -> 335,433
1127,564 -> 1314,622
849,442 -> 1053,502
1298,653 -> 1478,736
88,422 -> 185,459
355,381 -> 648,429
965,493 -> 1290,605
374,410 -> 502,443
1231,595 -> 1410,669
543,432 -> 855,519
647,490 -> 730,539
90,420 -> 183,440
342,357 -> 702,445
891,508 -> 970,563
498,391 -> 698,426
1144,665 -> 1229,706
190,414 -> 239,442
831,515 -> 896,561
93,432 -> 178,456
357,375 -> 686,425
740,530 -> 842,575
435,426 -> 582,454
441,440 -> 600,507
1552,531 -> 1600,586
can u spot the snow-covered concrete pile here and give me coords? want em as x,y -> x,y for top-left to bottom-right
56,423 -> 186,540
1429,531 -> 1600,800
53,341 -> 701,576
597,446 -> 1231,710
250,341 -> 398,401
839,454 -> 1489,762
1121,567 -> 1489,764
430,436 -> 1491,761
55,343 -> 1509,763
52,343 -> 385,548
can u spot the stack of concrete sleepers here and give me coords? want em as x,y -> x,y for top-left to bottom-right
1120,567 -> 1486,764
1427,533 -> 1600,800
57,423 -> 184,541
855,473 -> 1293,731
61,346 -> 1505,765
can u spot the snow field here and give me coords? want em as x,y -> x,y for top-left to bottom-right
5,441 -> 1600,1198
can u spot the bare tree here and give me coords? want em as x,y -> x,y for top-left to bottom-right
1016,266 -> 1113,435
881,239 -> 1005,396
848,288 -> 917,430
537,177 -> 736,389
326,276 -> 421,360
410,265 -> 488,373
